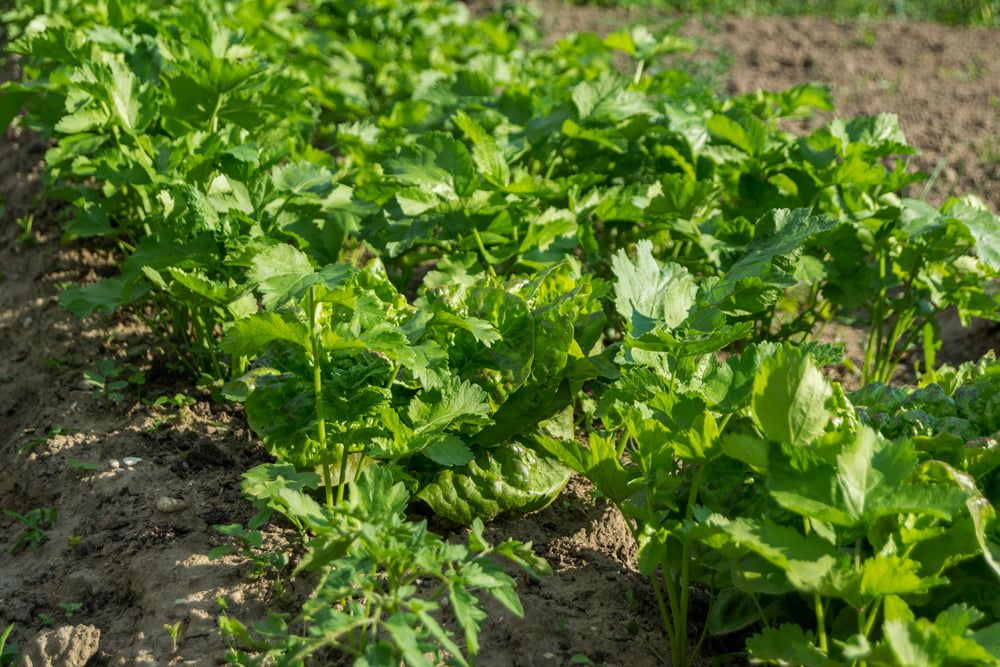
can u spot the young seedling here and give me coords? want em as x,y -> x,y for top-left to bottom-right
18,424 -> 79,456
66,458 -> 101,477
5,507 -> 57,555
83,360 -> 145,404
58,601 -> 83,621
164,621 -> 183,653
0,624 -> 16,667
14,215 -> 33,247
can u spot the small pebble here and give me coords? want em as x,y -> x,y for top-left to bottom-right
123,457 -> 142,466
109,460 -> 120,470
156,497 -> 187,513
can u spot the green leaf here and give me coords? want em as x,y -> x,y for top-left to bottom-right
384,614 -> 435,667
386,132 -> 477,200
423,435 -> 475,467
767,429 -> 968,528
453,111 -> 509,187
247,244 -> 315,309
535,433 -> 633,504
708,113 -> 767,157
945,196 -> 1000,271
612,239 -> 696,334
571,72 -> 651,122
746,624 -> 837,667
709,209 -> 837,312
59,277 -> 149,318
417,441 -> 570,524
221,313 -> 311,357
704,515 -> 839,592
858,555 -> 944,599
752,345 -> 832,446
408,379 -> 491,435
885,606 -> 1000,667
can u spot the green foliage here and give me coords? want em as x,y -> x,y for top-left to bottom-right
5,507 -> 57,555
218,467 -> 548,665
0,624 -> 16,667
82,359 -> 145,403
6,0 -> 1000,664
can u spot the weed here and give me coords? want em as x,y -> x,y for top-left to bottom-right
0,624 -> 16,667
66,459 -> 101,476
14,215 -> 33,247
19,424 -> 78,456
83,360 -> 145,403
58,601 -> 83,621
164,621 -> 183,653
5,507 -> 57,555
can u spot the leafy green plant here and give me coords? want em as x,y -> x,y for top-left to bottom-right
7,0 -> 1000,664
58,601 -> 83,621
218,467 -> 548,666
5,507 -> 57,555
14,215 -> 33,247
0,624 -> 16,667
164,621 -> 183,653
224,244 -> 607,520
67,458 -> 101,476
706,348 -> 1000,664
83,360 -> 145,403
826,195 -> 1000,384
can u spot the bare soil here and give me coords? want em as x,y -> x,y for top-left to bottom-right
2,8 -> 999,667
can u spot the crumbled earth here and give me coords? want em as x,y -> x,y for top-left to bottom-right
2,9 -> 999,667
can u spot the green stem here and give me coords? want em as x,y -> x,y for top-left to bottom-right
615,428 -> 630,458
691,573 -> 715,658
863,597 -> 882,637
650,575 -> 677,651
863,246 -> 888,385
633,59 -> 646,84
306,287 -> 332,508
922,320 -> 938,379
661,558 -> 684,667
677,465 -> 706,664
470,227 -> 496,278
750,592 -> 769,626
336,435 -> 352,505
814,593 -> 828,653
804,518 -> 828,653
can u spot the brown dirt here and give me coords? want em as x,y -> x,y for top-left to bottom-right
2,8 -> 999,667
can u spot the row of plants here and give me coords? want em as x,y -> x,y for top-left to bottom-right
3,0 -> 1000,664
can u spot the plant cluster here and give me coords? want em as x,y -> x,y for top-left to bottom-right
5,0 -> 1000,664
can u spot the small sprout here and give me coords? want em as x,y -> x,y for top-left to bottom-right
36,614 -> 54,628
14,215 -> 34,247
67,535 -> 82,548
67,458 -> 101,476
0,623 -> 16,667
164,621 -> 183,653
5,507 -> 57,555
58,601 -> 83,621
19,424 -> 78,456
83,360 -> 145,404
